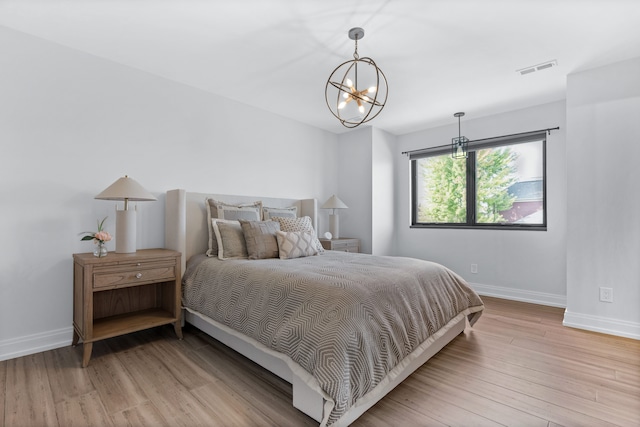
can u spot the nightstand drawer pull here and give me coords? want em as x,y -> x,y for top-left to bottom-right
136,273 -> 143,279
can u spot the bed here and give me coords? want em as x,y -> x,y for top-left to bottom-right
165,189 -> 483,427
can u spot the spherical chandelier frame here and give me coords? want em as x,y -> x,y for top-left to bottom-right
325,28 -> 388,129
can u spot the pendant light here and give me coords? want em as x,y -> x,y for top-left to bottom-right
451,112 -> 469,159
325,27 -> 388,128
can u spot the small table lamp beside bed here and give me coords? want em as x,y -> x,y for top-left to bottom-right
165,189 -> 483,427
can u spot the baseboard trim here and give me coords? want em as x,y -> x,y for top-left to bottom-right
470,282 -> 566,308
563,310 -> 640,340
0,326 -> 73,362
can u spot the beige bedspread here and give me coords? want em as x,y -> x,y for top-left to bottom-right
182,251 -> 483,426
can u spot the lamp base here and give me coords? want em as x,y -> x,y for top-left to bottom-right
115,209 -> 136,253
329,214 -> 340,239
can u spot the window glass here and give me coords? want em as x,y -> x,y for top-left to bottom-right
416,155 -> 466,223
476,140 -> 544,224
411,135 -> 546,229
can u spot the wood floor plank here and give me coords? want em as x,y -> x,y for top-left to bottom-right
87,353 -> 149,414
596,386 -> 640,419
114,346 -> 220,427
148,336 -> 218,390
542,329 -> 640,363
354,397 -> 448,427
457,329 -> 624,385
420,365 -> 622,427
399,364 -> 549,427
616,368 -> 640,388
443,345 -> 599,401
426,350 -> 639,426
43,345 -> 95,403
191,381 -> 281,426
475,315 -> 548,339
55,390 -> 112,427
458,322 -> 640,401
110,400 -> 172,427
4,353 -> 58,427
0,359 -> 6,425
511,336 -> 640,376
192,342 -> 317,426
385,375 -> 521,427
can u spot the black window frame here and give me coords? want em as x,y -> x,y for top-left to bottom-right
410,132 -> 547,231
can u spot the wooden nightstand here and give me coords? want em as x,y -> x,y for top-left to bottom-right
72,248 -> 182,367
320,238 -> 360,253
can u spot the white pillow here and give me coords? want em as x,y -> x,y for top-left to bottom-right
276,230 -> 318,259
272,216 -> 324,253
212,219 -> 248,260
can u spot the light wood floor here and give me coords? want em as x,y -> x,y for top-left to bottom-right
2,296 -> 639,426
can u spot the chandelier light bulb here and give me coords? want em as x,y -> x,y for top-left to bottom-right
368,86 -> 377,93
338,101 -> 347,109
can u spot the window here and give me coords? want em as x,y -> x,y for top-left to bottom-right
411,132 -> 546,230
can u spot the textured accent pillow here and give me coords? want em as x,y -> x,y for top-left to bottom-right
272,216 -> 324,253
240,220 -> 281,260
205,198 -> 262,257
263,205 -> 297,220
276,230 -> 318,259
212,219 -> 248,260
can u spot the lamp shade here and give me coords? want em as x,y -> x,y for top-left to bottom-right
95,175 -> 157,202
321,195 -> 348,210
94,175 -> 156,254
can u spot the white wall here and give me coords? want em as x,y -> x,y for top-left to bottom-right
336,127 -> 373,253
394,101 -> 568,306
0,26 -> 339,360
334,127 -> 396,255
564,57 -> 640,339
371,128 -> 396,255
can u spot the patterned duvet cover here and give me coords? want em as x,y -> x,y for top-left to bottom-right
182,251 -> 483,426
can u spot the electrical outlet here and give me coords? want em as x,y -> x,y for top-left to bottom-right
470,264 -> 478,274
599,287 -> 613,303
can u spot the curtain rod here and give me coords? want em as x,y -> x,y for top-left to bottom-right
401,126 -> 560,156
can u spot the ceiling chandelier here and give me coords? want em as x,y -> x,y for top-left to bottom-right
325,27 -> 388,128
451,112 -> 469,159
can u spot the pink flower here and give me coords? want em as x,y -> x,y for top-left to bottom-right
80,217 -> 112,244
94,231 -> 112,242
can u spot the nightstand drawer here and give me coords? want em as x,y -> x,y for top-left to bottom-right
331,240 -> 357,251
320,238 -> 360,253
94,265 -> 175,289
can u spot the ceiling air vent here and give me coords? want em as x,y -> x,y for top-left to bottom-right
517,60 -> 557,76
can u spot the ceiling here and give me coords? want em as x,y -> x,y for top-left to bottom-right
1,0 -> 640,135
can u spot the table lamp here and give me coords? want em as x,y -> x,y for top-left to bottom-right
95,175 -> 156,253
321,195 -> 348,239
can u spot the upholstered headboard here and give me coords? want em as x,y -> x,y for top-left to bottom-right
164,189 -> 318,274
